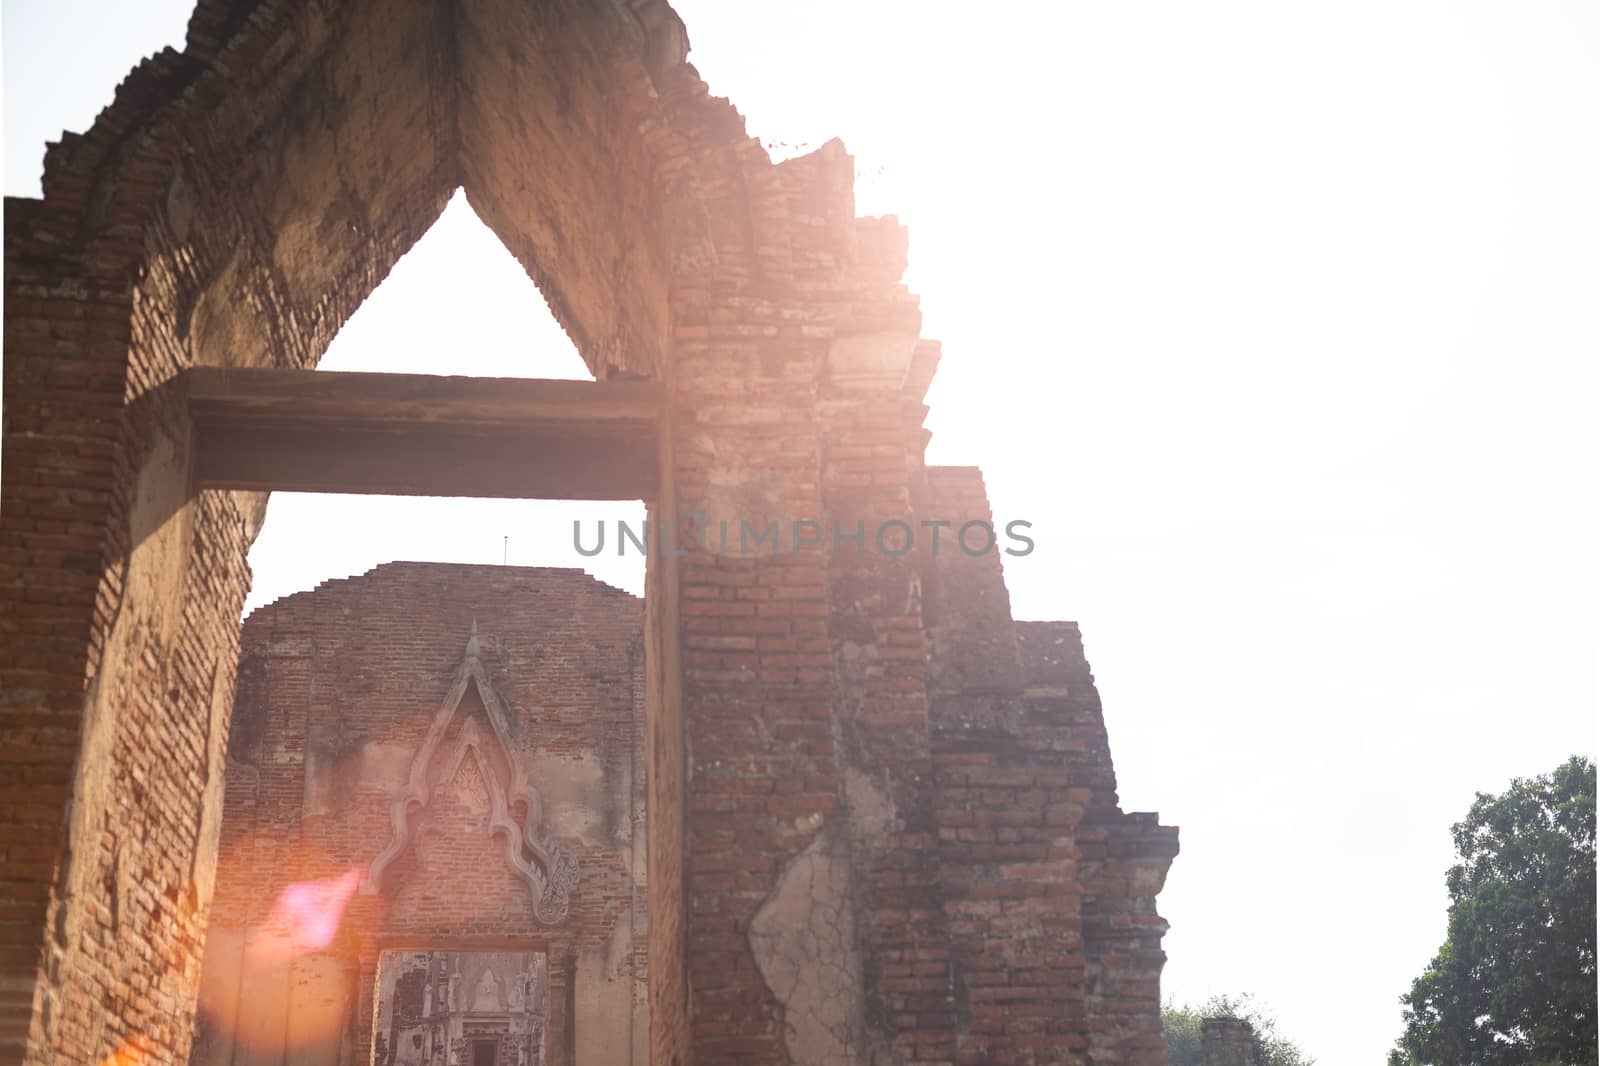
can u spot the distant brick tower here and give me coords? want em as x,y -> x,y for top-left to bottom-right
1202,1018 -> 1258,1066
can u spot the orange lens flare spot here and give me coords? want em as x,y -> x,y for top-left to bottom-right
98,1042 -> 145,1066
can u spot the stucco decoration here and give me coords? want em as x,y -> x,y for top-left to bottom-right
361,624 -> 579,923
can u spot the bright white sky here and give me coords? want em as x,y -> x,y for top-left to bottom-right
5,1 -> 1597,1061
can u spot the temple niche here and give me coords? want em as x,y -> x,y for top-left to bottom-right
191,563 -> 646,1066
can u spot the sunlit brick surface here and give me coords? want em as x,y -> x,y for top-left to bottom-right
0,1 -> 1176,1062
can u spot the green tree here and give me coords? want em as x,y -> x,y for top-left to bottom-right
1162,993 -> 1314,1066
1389,755 -> 1597,1066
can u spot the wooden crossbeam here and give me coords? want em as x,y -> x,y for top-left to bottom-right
188,367 -> 659,500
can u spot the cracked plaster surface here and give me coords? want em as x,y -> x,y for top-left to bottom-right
748,770 -> 899,1066
749,826 -> 863,1066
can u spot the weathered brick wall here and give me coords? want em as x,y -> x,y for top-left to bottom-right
917,469 -> 1179,1066
192,563 -> 648,1066
0,198 -> 126,1059
1014,622 -> 1179,1066
921,468 -> 1090,1066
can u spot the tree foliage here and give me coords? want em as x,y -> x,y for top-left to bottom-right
1163,993 -> 1314,1066
1389,755 -> 1597,1066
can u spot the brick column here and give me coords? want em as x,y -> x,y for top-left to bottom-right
819,327 -> 951,1064
0,205 -> 135,1061
666,277 -> 840,1066
2,197 -> 257,1066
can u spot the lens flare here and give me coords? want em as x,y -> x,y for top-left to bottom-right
98,1042 -> 145,1066
262,867 -> 363,952
195,865 -> 367,1055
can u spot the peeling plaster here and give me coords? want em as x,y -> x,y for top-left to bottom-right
844,768 -> 894,838
749,824 -> 868,1066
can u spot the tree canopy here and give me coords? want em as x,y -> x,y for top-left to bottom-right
1389,755 -> 1597,1066
1163,993 -> 1314,1066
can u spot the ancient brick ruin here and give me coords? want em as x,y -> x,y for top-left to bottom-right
194,565 -> 647,1066
1199,1020 -> 1257,1066
0,1 -> 1179,1064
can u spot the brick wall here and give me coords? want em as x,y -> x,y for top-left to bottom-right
922,468 -> 1089,1066
1015,622 -> 1180,1066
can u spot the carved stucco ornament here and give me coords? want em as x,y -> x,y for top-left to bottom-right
361,623 -> 579,924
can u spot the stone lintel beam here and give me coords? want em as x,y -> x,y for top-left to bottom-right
186,367 -> 659,500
